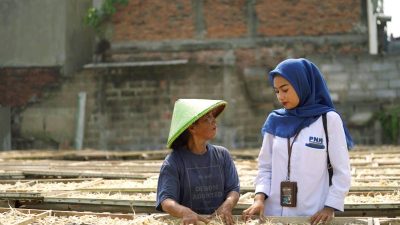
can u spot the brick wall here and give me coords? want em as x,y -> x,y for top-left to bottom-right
0,67 -> 61,107
83,64 -> 263,150
112,0 -> 364,41
316,55 -> 400,145
255,0 -> 362,36
112,1 -> 194,41
6,0 -> 400,149
11,53 -> 400,150
203,0 -> 247,38
0,67 -> 62,149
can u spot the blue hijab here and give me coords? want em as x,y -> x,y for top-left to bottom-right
261,58 -> 354,149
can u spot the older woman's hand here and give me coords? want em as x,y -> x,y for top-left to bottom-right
213,203 -> 235,225
181,210 -> 209,225
211,191 -> 239,225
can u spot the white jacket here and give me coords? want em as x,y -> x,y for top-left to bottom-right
255,111 -> 351,216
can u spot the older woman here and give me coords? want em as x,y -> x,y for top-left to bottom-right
156,99 -> 240,225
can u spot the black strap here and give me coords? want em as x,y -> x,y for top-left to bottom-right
287,131 -> 301,181
322,113 -> 333,186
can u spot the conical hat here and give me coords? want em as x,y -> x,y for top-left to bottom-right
166,99 -> 227,148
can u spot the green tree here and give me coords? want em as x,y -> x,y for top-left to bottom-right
84,0 -> 129,39
378,106 -> 400,144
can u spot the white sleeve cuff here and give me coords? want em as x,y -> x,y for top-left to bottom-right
255,184 -> 270,197
325,194 -> 345,212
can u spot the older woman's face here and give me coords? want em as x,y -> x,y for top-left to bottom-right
273,75 -> 299,109
190,112 -> 217,140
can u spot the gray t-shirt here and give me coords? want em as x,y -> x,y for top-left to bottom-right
156,144 -> 240,214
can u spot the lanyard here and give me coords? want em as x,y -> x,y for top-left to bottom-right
286,131 -> 301,181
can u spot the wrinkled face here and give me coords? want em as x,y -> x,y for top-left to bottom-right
273,75 -> 300,110
189,111 -> 217,140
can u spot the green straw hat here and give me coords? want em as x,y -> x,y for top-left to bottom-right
166,99 -> 227,148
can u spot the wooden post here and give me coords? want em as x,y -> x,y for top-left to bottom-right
0,107 -> 11,150
373,119 -> 382,145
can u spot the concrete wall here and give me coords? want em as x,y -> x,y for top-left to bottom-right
0,0 -> 93,75
0,107 -> 11,150
0,0 -> 94,149
18,70 -> 96,149
65,0 -> 95,75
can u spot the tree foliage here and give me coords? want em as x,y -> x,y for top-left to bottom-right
84,0 -> 129,38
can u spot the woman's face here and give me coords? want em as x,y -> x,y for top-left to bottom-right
190,111 -> 217,140
273,75 -> 300,109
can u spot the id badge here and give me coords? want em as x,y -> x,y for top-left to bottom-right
280,181 -> 297,207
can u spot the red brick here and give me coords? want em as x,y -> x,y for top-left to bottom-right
0,67 -> 60,107
255,0 -> 361,36
112,0 -> 194,41
203,0 -> 247,38
111,0 -> 363,41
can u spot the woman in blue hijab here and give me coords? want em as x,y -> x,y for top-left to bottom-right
243,58 -> 352,225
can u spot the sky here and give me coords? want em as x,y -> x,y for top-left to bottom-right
384,0 -> 400,38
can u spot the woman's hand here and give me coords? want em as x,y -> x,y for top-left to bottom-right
241,193 -> 265,221
310,206 -> 334,225
181,209 -> 209,225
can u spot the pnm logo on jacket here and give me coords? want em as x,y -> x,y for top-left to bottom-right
305,136 -> 325,149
